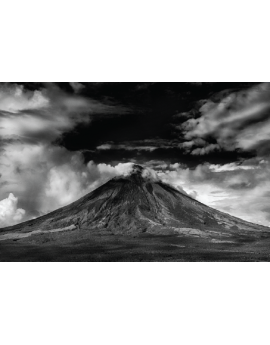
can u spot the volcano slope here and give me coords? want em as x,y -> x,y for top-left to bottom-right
1,164 -> 270,261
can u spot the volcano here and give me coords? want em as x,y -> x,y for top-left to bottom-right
1,164 -> 269,239
1,164 -> 270,261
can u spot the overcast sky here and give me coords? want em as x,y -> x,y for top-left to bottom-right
1,82 -> 270,227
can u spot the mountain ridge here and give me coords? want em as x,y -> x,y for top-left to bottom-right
1,164 -> 269,238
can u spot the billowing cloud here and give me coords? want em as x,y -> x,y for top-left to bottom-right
44,161 -> 136,212
0,84 -> 49,113
0,193 -> 25,227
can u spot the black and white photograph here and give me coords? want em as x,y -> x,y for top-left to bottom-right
1,2 -> 270,345
1,82 -> 270,261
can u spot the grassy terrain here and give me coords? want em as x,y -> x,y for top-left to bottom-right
1,228 -> 270,261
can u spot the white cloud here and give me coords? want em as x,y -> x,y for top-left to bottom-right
45,165 -> 89,209
0,193 -> 25,227
191,144 -> 220,155
209,163 -> 257,172
169,163 -> 180,169
0,85 -> 49,113
43,160 -> 133,212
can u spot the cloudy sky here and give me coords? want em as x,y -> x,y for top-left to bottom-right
1,82 -> 270,227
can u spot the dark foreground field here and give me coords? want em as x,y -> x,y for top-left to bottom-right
1,228 -> 270,261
